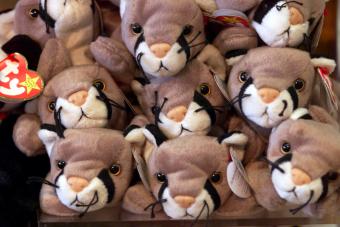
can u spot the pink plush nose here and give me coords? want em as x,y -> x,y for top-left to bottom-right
292,168 -> 312,186
150,43 -> 171,58
289,7 -> 304,25
68,177 -> 89,193
167,106 -> 188,122
68,90 -> 88,106
174,196 -> 196,209
258,88 -> 280,104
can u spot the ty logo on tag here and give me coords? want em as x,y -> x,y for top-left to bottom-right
0,53 -> 44,103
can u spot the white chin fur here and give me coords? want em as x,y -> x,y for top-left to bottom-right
242,85 -> 294,128
56,175 -> 109,212
158,102 -> 211,138
272,162 -> 323,205
136,42 -> 187,78
287,22 -> 309,47
252,1 -> 290,47
161,188 -> 215,219
57,87 -> 108,129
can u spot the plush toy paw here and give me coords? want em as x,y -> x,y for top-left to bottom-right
13,114 -> 44,157
122,183 -> 161,215
90,36 -> 135,84
216,194 -> 264,217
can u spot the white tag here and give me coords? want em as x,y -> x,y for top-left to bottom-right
132,148 -> 152,193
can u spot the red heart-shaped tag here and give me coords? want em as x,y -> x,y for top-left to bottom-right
0,53 -> 44,103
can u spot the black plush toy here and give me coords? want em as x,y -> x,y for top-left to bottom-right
0,114 -> 49,227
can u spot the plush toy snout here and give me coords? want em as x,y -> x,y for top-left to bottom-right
174,195 -> 196,209
291,168 -> 312,186
67,176 -> 90,193
68,90 -> 89,107
258,88 -> 280,104
150,43 -> 172,59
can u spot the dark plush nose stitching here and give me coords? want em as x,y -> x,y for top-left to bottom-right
97,169 -> 115,203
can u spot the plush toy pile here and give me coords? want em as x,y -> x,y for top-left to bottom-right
0,0 -> 339,225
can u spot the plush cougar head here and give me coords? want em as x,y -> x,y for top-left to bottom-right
119,0 -> 206,78
38,65 -> 129,133
252,0 -> 327,50
139,125 -> 248,219
38,128 -> 133,215
225,47 -> 336,129
267,107 -> 340,211
132,59 -> 226,139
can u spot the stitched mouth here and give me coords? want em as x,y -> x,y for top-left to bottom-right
70,191 -> 99,217
156,61 -> 170,73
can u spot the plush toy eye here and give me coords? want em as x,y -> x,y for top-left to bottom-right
281,142 -> 291,154
57,160 -> 66,169
93,80 -> 106,91
156,172 -> 167,183
210,171 -> 222,183
131,23 -> 143,34
183,25 -> 194,36
238,72 -> 249,83
198,83 -> 211,96
294,78 -> 305,91
29,8 -> 40,18
48,101 -> 56,112
110,164 -> 121,176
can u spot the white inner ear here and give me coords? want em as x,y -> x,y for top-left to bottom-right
311,58 -> 337,74
221,133 -> 248,147
120,0 -> 127,18
290,108 -> 309,120
226,55 -> 245,66
125,128 -> 146,145
143,128 -> 159,147
38,129 -> 59,156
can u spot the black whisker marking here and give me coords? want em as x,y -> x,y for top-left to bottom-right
27,176 -> 59,189
261,157 -> 285,174
290,190 -> 314,215
151,91 -> 168,125
190,200 -> 209,227
78,191 -> 99,218
144,199 -> 167,218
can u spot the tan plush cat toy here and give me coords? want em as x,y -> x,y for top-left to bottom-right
91,0 -> 223,90
246,107 -> 340,217
218,47 -> 337,138
0,0 -> 103,65
123,126 -> 263,219
13,39 -> 130,157
37,128 -> 134,217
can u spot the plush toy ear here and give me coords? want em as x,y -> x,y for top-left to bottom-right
0,10 -> 15,41
119,0 -> 127,18
38,129 -> 60,156
311,57 -> 336,74
124,125 -> 146,146
143,124 -> 167,147
37,39 -> 72,82
290,108 -> 312,120
195,0 -> 217,13
197,44 -> 227,80
226,54 -> 246,67
218,131 -> 248,147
